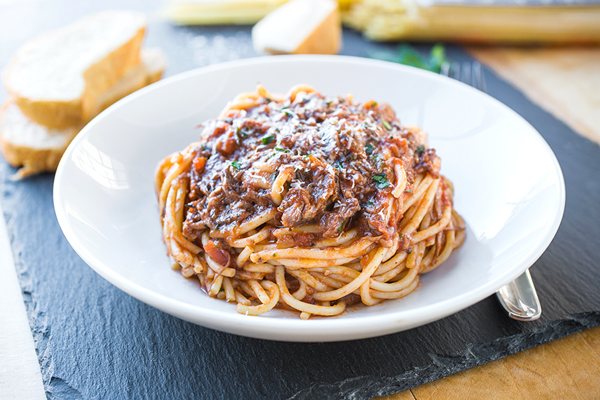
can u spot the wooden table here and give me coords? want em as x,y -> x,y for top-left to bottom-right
384,45 -> 600,400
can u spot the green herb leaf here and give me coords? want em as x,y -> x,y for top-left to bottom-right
365,143 -> 375,154
397,45 -> 430,70
231,160 -> 241,170
235,127 -> 248,145
382,121 -> 392,131
275,147 -> 290,153
373,173 -> 391,189
303,154 -> 311,160
429,43 -> 447,73
399,233 -> 403,240
416,144 -> 425,156
261,134 -> 275,145
368,43 -> 449,74
338,220 -> 345,234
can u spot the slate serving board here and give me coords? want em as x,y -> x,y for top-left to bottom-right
2,2 -> 600,399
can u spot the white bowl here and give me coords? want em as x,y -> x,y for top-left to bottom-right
54,55 -> 565,342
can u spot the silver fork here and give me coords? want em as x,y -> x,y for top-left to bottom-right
441,61 -> 542,321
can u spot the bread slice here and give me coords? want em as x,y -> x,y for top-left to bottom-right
3,11 -> 146,129
0,49 -> 166,179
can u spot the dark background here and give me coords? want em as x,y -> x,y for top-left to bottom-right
2,1 -> 600,399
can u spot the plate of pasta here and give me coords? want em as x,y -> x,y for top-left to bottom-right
54,55 -> 565,342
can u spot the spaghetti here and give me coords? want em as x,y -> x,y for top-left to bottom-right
156,85 -> 465,319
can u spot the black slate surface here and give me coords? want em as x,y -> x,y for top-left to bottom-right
2,2 -> 600,399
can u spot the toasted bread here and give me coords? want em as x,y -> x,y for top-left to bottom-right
0,49 -> 166,179
3,11 -> 146,129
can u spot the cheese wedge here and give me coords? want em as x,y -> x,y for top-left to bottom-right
3,11 -> 146,129
0,49 -> 166,179
252,0 -> 341,55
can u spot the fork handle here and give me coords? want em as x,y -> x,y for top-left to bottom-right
496,269 -> 542,321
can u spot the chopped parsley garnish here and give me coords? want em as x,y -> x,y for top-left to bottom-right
303,154 -> 311,160
365,143 -> 374,154
404,189 -> 412,193
399,234 -> 404,240
283,109 -> 295,117
265,97 -> 272,103
382,121 -> 392,131
338,220 -> 345,234
373,173 -> 391,189
273,253 -> 277,257
231,160 -> 241,170
261,134 -> 275,145
275,147 -> 290,153
416,144 -> 425,156
389,136 -> 393,140
325,100 -> 333,105
235,127 -> 248,145
215,225 -> 220,230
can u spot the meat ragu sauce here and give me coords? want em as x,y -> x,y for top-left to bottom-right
182,89 -> 443,249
